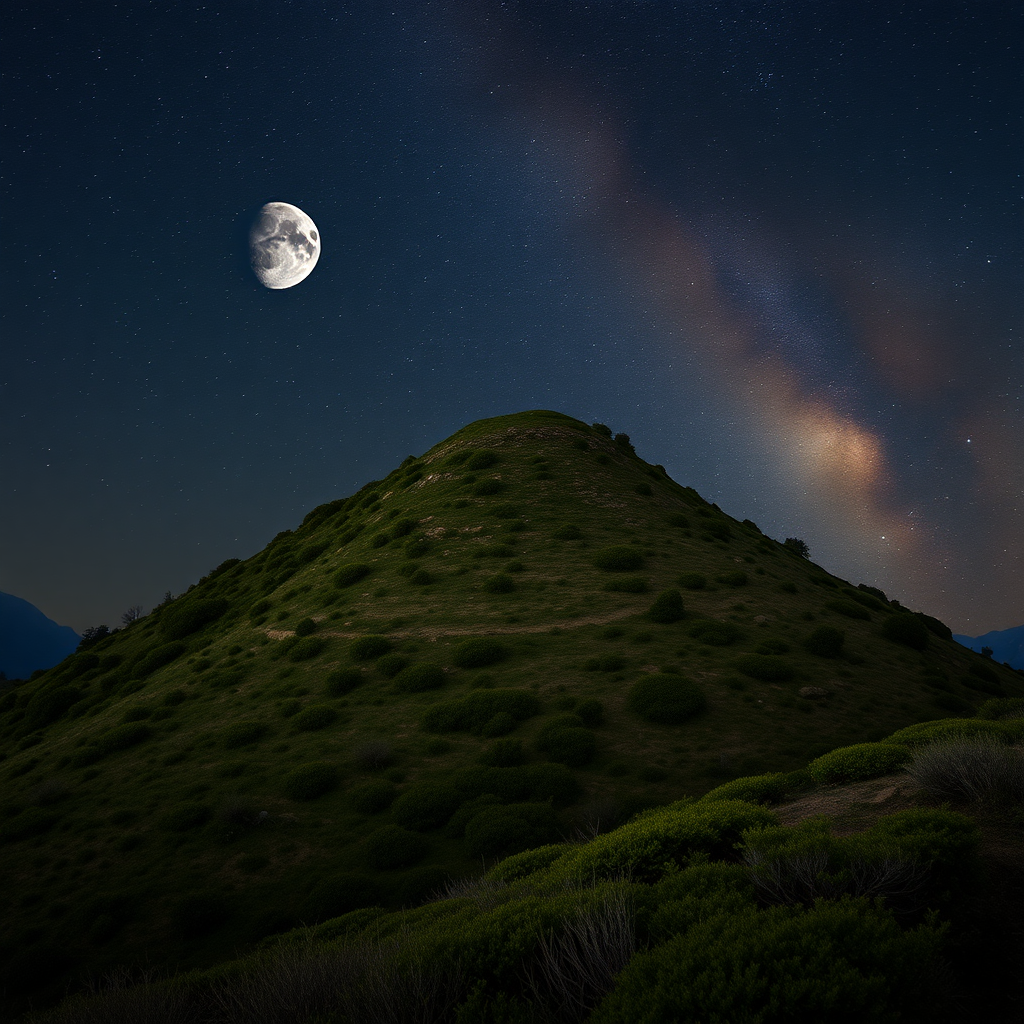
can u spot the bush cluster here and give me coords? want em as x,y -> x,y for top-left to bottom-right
464,802 -> 560,858
289,637 -> 328,662
393,663 -> 446,693
293,704 -> 338,731
628,674 -> 707,725
483,573 -> 516,594
677,572 -> 707,590
907,735 -> 1024,803
335,564 -> 372,588
160,598 -> 229,640
807,742 -> 911,784
349,780 -> 398,814
881,613 -> 930,650
222,721 -> 270,748
422,689 -> 541,734
325,668 -> 364,696
362,824 -> 427,870
803,625 -> 845,658
593,546 -> 645,572
452,637 -> 510,668
688,620 -> 741,646
283,762 -> 340,800
734,654 -> 795,682
825,599 -> 871,621
350,635 -> 392,660
391,782 -> 463,831
646,589 -> 685,623
716,570 -> 747,587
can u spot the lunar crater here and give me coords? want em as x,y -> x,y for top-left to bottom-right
249,202 -> 321,289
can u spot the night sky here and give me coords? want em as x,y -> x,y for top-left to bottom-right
3,1 -> 1021,635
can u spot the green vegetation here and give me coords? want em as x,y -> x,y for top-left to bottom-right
628,674 -> 707,724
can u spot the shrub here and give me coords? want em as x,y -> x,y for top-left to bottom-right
349,780 -> 397,814
464,803 -> 560,858
677,572 -> 707,590
882,613 -> 930,650
482,712 -> 516,737
283,762 -> 340,800
701,772 -> 792,806
484,573 -> 516,594
553,525 -> 583,541
293,617 -> 318,637
350,635 -> 392,660
452,637 -> 510,668
363,824 -> 428,869
538,727 -> 596,767
604,576 -> 648,593
294,704 -> 339,731
716,571 -> 748,587
591,899 -> 942,1024
628,674 -> 707,725
223,721 -> 269,748
160,802 -> 211,831
667,513 -> 690,529
734,654 -> 795,682
23,686 -> 84,731
808,742 -> 911,784
473,478 -> 506,496
977,697 -> 1024,721
593,546 -> 645,572
391,782 -> 463,831
422,689 -> 541,733
97,723 -> 152,754
393,663 -> 446,693
132,642 -> 187,679
289,637 -> 327,662
481,738 -> 526,767
375,653 -> 409,678
335,564 -> 372,588
803,626 -> 846,658
160,598 -> 229,640
466,450 -> 500,470
825,599 -> 870,621
906,735 -> 1024,802
634,482 -> 653,496
643,589 -> 685,625
688,620 -> 740,646
575,699 -> 605,726
326,668 -> 364,696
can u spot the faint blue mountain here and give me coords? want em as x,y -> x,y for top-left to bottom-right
0,592 -> 80,681
953,625 -> 1024,672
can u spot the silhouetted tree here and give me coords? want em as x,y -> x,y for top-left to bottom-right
121,605 -> 144,626
784,537 -> 810,559
77,625 -> 112,650
981,646 -> 994,659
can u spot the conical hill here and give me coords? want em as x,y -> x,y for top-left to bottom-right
1,409 -> 1020,1013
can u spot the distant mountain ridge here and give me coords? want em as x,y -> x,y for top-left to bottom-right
0,591 -> 80,680
954,624 -> 1024,671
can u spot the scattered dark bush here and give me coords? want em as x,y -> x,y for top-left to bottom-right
289,637 -> 327,662
160,598 -> 229,640
391,782 -> 463,831
393,663 -> 446,693
350,635 -> 393,660
716,571 -> 748,587
482,712 -> 516,737
553,525 -> 583,541
882,613 -> 930,651
163,688 -> 187,706
132,642 -> 187,678
160,802 -> 211,831
335,564 -> 372,588
907,735 -> 1024,803
452,637 -> 510,668
634,482 -> 653,496
916,612 -> 953,641
628,674 -> 707,725
491,503 -> 521,519
466,450 -> 500,470
481,738 -> 526,766
293,617 -> 318,637
484,573 -> 516,594
678,572 -> 707,590
593,546 -> 645,572
223,721 -> 269,748
668,513 -> 690,528
977,697 -> 1024,721
808,742 -> 912,784
409,568 -> 435,586
735,655 -> 795,682
294,704 -> 339,731
376,653 -> 409,678
826,599 -> 871,621
647,589 -> 685,623
391,517 -> 419,537
326,668 -> 364,696
370,532 -> 390,548
704,522 -> 733,542
363,824 -> 428,869
97,723 -> 152,754
538,726 -> 596,767
604,576 -> 649,593
349,780 -> 398,814
283,762 -> 340,800
474,479 -> 506,496
464,803 -> 560,858
803,626 -> 846,658
701,772 -> 793,805
575,699 -> 605,727
584,654 -> 627,673
23,686 -> 83,731
688,620 -> 741,646
422,689 -> 541,734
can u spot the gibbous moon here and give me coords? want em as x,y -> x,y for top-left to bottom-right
249,202 -> 321,289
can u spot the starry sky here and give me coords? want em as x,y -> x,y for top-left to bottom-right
2,1 -> 1021,636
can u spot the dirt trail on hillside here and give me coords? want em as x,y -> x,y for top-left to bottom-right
266,607 -> 641,642
772,774 -> 924,833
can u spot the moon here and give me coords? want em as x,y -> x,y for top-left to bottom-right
249,202 -> 321,289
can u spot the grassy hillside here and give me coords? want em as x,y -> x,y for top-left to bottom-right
2,409 -> 1021,1016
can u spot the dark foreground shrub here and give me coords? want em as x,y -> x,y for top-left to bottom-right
335,564 -> 372,588
22,685 -> 83,731
98,723 -> 152,754
882,613 -> 930,651
363,824 -> 427,869
376,653 -> 409,678
326,668 -> 365,696
647,589 -> 685,624
464,803 -> 560,858
907,735 -> 1024,802
293,617 -> 318,637
735,654 -> 795,682
349,780 -> 398,814
593,546 -> 645,572
283,762 -> 340,800
803,626 -> 846,658
289,637 -> 328,662
293,704 -> 338,731
628,674 -> 707,725
688,620 -> 741,646
160,598 -> 229,640
701,772 -> 793,806
422,689 -> 541,733
826,599 -> 871,621
350,635 -> 392,660
391,782 -> 463,831
553,524 -> 583,541
537,720 -> 597,766
483,573 -> 516,594
677,572 -> 707,590
716,570 -> 748,587
393,662 -> 446,693
480,738 -> 526,767
590,900 -> 942,1024
808,742 -> 911,784
132,642 -> 187,678
452,637 -> 510,668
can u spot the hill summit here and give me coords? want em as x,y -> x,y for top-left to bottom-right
2,409 -> 1020,1015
